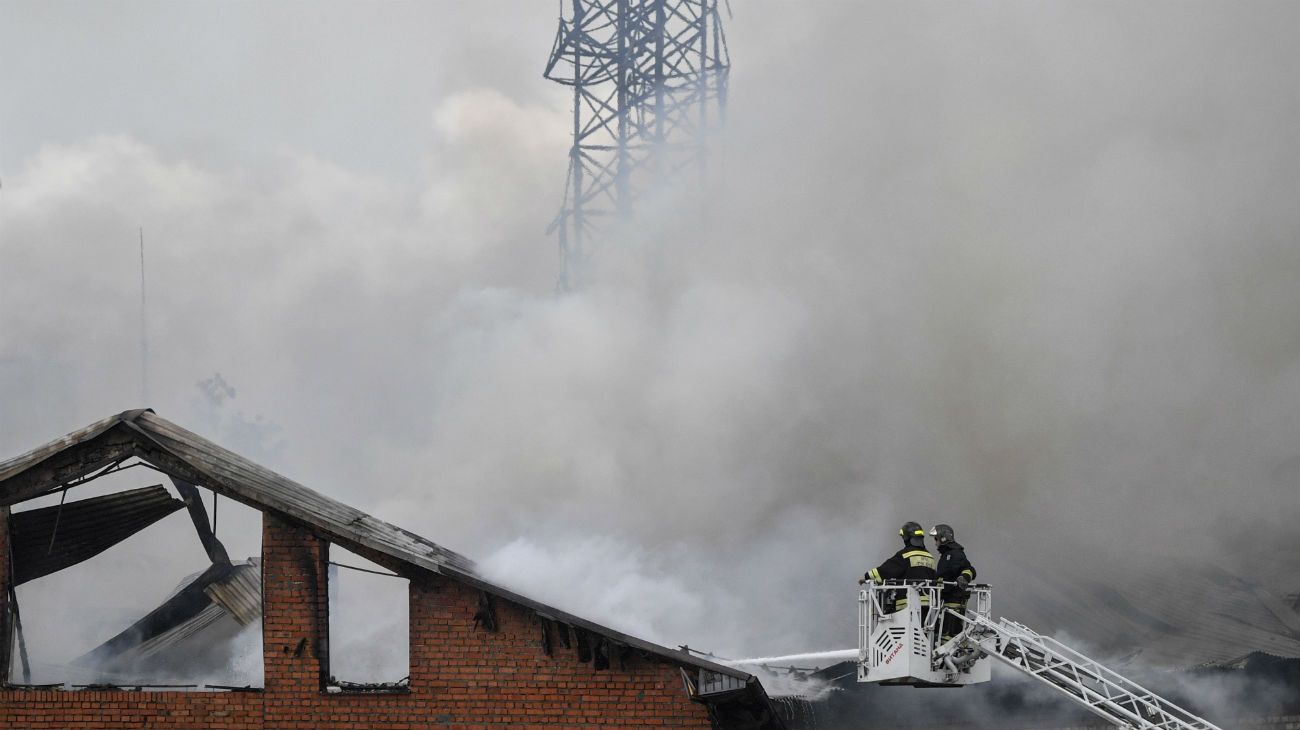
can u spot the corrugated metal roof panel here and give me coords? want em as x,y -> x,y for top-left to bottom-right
131,603 -> 230,662
205,560 -> 262,626
8,485 -> 185,584
81,560 -> 261,667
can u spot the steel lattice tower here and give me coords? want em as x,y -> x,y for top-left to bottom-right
545,0 -> 730,290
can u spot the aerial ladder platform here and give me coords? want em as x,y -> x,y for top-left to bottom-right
858,582 -> 1224,730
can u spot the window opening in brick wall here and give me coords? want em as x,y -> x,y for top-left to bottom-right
7,470 -> 264,690
326,544 -> 409,692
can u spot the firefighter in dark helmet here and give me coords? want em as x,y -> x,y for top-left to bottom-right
859,521 -> 937,613
931,523 -> 976,641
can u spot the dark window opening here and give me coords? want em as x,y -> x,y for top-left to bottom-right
326,545 -> 409,692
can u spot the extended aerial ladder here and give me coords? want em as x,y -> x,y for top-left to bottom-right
858,583 -> 1224,730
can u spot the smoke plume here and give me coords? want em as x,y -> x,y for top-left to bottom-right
1,2 -> 1297,685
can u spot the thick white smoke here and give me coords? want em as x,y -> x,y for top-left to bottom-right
2,3 -> 1298,676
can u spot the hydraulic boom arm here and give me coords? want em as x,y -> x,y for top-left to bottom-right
953,611 -> 1223,730
858,583 -> 1223,730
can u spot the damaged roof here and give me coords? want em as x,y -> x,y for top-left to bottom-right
0,409 -> 767,693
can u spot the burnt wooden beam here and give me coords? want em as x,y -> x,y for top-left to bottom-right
540,618 -> 553,657
0,425 -> 138,507
574,627 -> 592,663
9,585 -> 30,683
617,642 -> 631,670
171,478 -> 230,566
472,591 -> 497,632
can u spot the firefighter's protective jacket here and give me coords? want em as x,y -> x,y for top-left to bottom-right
936,540 -> 976,605
866,547 -> 937,608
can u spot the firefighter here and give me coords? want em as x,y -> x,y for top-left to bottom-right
858,521 -> 937,613
931,523 -> 976,641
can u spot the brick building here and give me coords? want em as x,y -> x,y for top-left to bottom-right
0,409 -> 785,729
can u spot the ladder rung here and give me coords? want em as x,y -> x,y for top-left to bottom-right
962,613 -> 1224,730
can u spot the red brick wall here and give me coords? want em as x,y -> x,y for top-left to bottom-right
261,513 -> 330,706
407,572 -> 712,727
0,690 -> 263,728
0,511 -> 715,729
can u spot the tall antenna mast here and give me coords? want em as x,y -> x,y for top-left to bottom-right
139,227 -> 150,405
544,0 -> 731,290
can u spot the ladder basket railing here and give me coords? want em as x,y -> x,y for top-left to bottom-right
859,582 -> 991,661
858,581 -> 992,685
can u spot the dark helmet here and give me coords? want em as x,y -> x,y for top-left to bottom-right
930,523 -> 955,545
899,521 -> 926,547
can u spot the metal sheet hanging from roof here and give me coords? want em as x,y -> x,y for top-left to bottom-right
8,484 -> 185,585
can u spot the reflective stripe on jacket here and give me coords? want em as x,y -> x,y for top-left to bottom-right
865,546 -> 938,606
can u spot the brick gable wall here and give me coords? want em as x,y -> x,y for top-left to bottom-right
0,512 -> 715,729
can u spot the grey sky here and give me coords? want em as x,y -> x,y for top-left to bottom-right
1,1 -> 556,179
2,1 -> 1298,668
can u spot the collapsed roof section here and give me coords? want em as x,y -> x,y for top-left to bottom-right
9,485 -> 183,585
77,559 -> 261,671
0,409 -> 782,726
